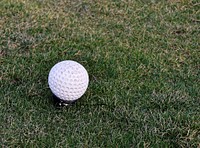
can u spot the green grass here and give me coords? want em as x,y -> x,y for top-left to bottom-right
1,0 -> 199,147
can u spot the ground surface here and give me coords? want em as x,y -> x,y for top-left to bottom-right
0,0 -> 200,147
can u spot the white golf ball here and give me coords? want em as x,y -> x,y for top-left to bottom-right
48,60 -> 89,101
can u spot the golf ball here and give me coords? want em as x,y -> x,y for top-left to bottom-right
48,60 -> 89,101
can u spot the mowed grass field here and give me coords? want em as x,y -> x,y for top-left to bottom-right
1,0 -> 200,147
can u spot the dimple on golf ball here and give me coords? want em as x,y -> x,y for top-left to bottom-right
48,60 -> 89,102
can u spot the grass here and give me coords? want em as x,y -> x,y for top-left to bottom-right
0,0 -> 199,147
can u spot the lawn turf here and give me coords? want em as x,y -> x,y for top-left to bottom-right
0,0 -> 200,147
